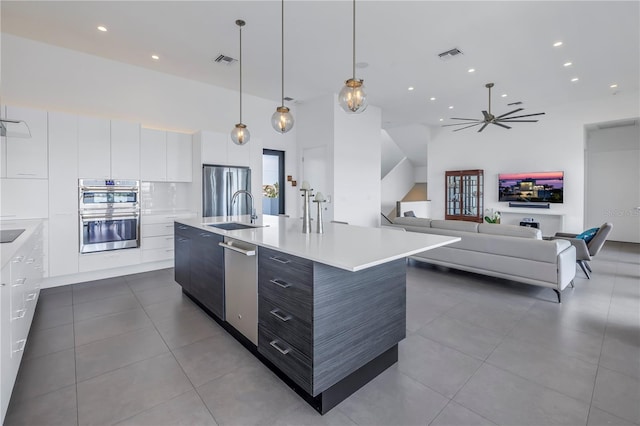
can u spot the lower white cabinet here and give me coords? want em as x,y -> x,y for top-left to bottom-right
1,222 -> 44,423
48,213 -> 79,277
78,249 -> 141,273
140,212 -> 195,263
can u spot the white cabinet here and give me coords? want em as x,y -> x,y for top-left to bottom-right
78,116 -> 140,179
48,111 -> 79,277
79,249 -> 141,273
78,116 -> 111,179
1,222 -> 44,423
0,135 -> 6,178
141,129 -> 192,182
140,212 -> 195,263
166,132 -> 192,182
111,120 -> 140,180
140,129 -> 167,181
4,106 -> 48,179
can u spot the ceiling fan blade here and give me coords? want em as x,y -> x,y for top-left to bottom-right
450,118 -> 483,121
493,122 -> 512,129
496,108 -> 523,119
482,110 -> 491,121
442,122 -> 483,127
496,119 -> 539,123
500,112 -> 546,119
477,122 -> 489,132
452,122 -> 484,132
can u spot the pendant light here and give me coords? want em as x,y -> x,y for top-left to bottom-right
231,19 -> 250,145
338,0 -> 368,114
271,0 -> 294,133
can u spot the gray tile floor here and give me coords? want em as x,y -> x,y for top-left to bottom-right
5,241 -> 639,426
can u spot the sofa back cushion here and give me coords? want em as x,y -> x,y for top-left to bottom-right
478,223 -> 542,239
430,219 -> 479,233
392,217 -> 432,228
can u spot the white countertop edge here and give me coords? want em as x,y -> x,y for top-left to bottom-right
1,219 -> 45,269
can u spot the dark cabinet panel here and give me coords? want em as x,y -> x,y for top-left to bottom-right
174,224 -> 192,291
258,296 -> 312,357
258,325 -> 312,394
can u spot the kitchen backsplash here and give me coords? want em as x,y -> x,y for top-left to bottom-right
140,182 -> 192,211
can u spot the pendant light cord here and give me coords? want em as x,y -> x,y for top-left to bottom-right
281,0 -> 285,106
352,0 -> 356,80
239,22 -> 243,123
488,84 -> 491,115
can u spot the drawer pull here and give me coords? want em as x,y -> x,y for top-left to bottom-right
13,278 -> 26,287
269,256 -> 290,264
26,258 -> 35,264
270,309 -> 292,322
178,226 -> 188,230
269,278 -> 291,289
25,292 -> 37,301
12,256 -> 25,263
199,233 -> 213,238
269,340 -> 290,355
13,339 -> 27,353
12,309 -> 26,320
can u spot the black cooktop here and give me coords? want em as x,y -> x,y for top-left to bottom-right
1,229 -> 25,243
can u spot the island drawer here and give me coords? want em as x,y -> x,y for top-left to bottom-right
258,276 -> 312,324
258,325 -> 312,394
258,247 -> 313,284
259,296 -> 312,357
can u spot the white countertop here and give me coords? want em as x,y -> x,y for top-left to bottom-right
177,215 -> 460,272
1,219 -> 45,269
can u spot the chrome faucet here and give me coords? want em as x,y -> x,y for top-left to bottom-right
231,190 -> 258,224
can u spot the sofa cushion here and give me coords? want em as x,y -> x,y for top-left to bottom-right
392,217 -> 432,228
478,223 -> 542,239
430,219 -> 479,233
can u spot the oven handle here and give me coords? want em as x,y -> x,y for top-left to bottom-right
80,186 -> 139,192
80,212 -> 139,220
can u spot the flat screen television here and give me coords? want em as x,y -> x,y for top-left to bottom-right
498,171 -> 564,203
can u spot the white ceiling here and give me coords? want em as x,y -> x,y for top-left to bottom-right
2,1 -> 639,134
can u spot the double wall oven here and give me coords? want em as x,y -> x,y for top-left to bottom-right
79,179 -> 140,254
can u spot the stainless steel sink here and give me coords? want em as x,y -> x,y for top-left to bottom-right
206,222 -> 262,231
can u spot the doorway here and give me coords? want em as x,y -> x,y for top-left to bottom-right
262,149 -> 285,215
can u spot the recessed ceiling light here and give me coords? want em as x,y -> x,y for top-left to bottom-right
430,97 -> 436,101
571,77 -> 579,82
408,87 -> 414,91
439,118 -> 444,122
563,62 -> 572,67
468,68 -> 475,73
501,94 -> 507,98
553,41 -> 563,47
97,26 -> 107,32
448,106 -> 454,109
151,55 -> 159,60
610,83 -> 618,88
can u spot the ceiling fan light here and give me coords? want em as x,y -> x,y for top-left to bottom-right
231,123 -> 250,145
339,78 -> 368,113
271,106 -> 294,133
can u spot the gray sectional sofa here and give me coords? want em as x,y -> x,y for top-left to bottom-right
389,217 -> 577,302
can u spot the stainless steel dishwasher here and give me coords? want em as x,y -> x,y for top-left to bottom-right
219,237 -> 258,345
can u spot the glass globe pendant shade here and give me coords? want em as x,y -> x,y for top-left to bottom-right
338,78 -> 368,113
230,123 -> 250,145
271,106 -> 294,134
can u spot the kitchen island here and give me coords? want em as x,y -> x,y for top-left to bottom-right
174,215 -> 459,414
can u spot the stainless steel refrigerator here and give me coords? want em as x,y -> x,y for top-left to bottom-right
202,165 -> 252,217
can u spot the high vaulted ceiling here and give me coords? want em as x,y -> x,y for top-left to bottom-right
2,1 -> 639,132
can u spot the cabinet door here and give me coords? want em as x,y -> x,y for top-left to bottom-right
5,106 -> 48,179
174,230 -> 191,291
48,213 -> 79,277
166,132 -> 192,182
110,120 -> 140,180
200,131 -> 228,165
1,266 -> 12,422
190,232 -> 224,319
0,133 -> 6,179
48,111 -> 78,214
78,116 -> 110,179
140,129 -> 167,181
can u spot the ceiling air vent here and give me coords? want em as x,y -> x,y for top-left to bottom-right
214,54 -> 237,65
507,101 -> 523,106
283,97 -> 294,102
438,48 -> 463,60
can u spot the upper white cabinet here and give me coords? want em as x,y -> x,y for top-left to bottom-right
110,120 -> 140,180
78,116 -> 110,179
140,129 -> 167,181
4,106 -> 48,179
78,116 -> 140,180
141,128 -> 191,182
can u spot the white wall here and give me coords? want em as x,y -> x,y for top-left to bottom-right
413,166 -> 428,184
427,91 -> 640,232
381,129 -> 405,178
381,157 -> 414,216
1,34 -> 299,215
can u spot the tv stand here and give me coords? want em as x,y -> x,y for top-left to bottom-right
498,211 -> 565,236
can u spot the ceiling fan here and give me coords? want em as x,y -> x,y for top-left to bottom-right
443,83 -> 545,132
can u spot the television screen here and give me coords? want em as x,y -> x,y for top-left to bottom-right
498,171 -> 564,203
